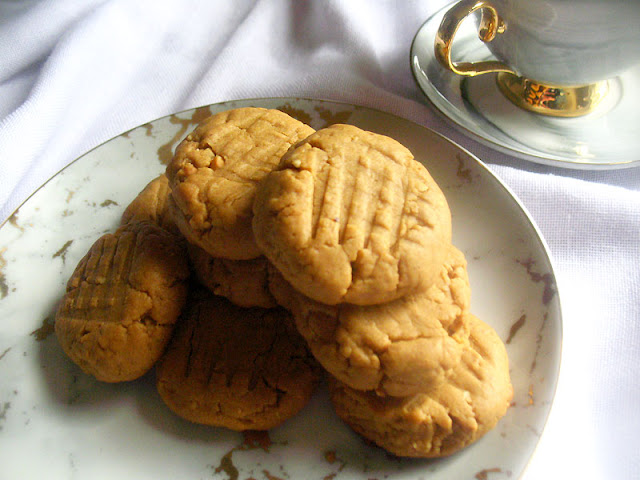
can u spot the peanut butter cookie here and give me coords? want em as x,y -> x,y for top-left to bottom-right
166,107 -> 315,260
121,174 -> 179,234
55,221 -> 190,382
156,290 -> 321,431
252,123 -> 452,305
187,242 -> 277,308
268,245 -> 471,397
328,313 -> 513,458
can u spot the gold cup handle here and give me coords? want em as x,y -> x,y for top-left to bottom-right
433,0 -> 610,117
434,0 -> 516,77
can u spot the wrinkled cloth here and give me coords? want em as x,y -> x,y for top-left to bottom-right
1,1 -> 639,478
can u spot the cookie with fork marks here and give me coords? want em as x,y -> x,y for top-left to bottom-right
252,124 -> 452,306
55,221 -> 190,382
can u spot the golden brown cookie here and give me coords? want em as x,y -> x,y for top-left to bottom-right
269,245 -> 471,397
121,174 -> 179,234
252,123 -> 452,306
55,221 -> 190,382
328,313 -> 513,458
187,242 -> 277,308
166,107 -> 315,260
156,290 -> 321,431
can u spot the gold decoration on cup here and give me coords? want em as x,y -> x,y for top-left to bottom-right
434,0 -> 611,117
496,73 -> 610,117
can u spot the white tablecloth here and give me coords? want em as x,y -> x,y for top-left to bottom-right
1,1 -> 639,478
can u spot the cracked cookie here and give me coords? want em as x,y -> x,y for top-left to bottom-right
187,242 -> 277,309
155,290 -> 321,431
252,123 -> 452,306
121,174 -> 179,235
166,107 -> 315,260
327,313 -> 513,458
54,221 -> 190,382
268,245 -> 471,397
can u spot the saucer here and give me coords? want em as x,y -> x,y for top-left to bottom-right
410,2 -> 640,169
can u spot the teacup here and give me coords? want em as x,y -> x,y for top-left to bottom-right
434,0 -> 640,117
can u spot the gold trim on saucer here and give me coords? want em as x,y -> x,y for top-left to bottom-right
496,73 -> 610,117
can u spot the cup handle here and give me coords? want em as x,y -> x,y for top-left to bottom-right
434,0 -> 517,77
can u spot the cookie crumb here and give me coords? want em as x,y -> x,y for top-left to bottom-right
324,450 -> 337,464
243,430 -> 272,452
31,315 -> 55,342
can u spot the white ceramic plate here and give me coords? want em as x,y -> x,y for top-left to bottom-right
410,2 -> 640,169
0,98 -> 561,479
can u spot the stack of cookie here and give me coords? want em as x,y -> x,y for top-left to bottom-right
250,120 -> 513,457
56,108 -> 323,432
155,108 -> 323,431
54,107 -> 512,457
